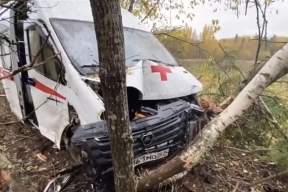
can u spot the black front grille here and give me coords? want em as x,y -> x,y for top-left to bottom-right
71,100 -> 191,176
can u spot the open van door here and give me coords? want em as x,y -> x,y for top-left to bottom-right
0,34 -> 22,119
0,25 -> 23,119
24,22 -> 69,146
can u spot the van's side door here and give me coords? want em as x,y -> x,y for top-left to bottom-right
0,39 -> 23,119
24,23 -> 69,143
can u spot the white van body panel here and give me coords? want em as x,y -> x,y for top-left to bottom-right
0,10 -> 23,121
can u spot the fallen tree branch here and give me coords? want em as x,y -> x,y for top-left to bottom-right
137,43 -> 288,191
250,169 -> 288,187
232,182 -> 240,192
225,146 -> 279,154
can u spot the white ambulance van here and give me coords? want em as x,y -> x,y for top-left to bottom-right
0,0 -> 206,184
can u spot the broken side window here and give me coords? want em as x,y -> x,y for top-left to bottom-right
26,28 -> 46,75
26,25 -> 64,83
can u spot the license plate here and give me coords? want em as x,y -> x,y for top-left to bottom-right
134,149 -> 169,166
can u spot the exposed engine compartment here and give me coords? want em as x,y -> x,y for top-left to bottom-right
47,80 -> 210,192
85,80 -> 204,121
127,87 -> 203,121
70,80 -> 208,178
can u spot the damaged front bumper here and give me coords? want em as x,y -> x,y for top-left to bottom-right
44,99 -> 209,191
71,100 -> 207,176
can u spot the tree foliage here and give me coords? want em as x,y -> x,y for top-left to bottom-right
119,0 -> 250,28
120,0 -> 281,30
155,25 -> 288,61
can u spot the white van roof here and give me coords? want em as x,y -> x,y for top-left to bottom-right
0,0 -> 150,32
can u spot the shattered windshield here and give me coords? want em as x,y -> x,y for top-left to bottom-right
50,18 -> 178,75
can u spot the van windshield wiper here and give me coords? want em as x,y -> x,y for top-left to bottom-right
132,59 -> 175,66
81,64 -> 99,68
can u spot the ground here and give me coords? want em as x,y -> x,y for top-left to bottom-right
179,145 -> 288,192
0,60 -> 288,192
0,83 -> 75,191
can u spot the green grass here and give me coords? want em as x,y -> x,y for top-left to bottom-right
179,59 -> 249,101
179,59 -> 288,102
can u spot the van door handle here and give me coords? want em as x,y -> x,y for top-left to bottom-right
27,78 -> 36,86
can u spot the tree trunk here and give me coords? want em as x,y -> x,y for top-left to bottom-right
137,44 -> 288,192
89,1 -> 136,192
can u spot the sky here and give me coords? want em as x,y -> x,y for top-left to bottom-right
155,0 -> 288,39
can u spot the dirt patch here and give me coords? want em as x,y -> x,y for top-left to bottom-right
0,83 -> 75,191
180,145 -> 288,192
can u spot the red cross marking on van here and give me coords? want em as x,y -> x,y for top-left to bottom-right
0,67 -> 65,100
151,64 -> 172,81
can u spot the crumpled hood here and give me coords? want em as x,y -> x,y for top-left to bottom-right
83,60 -> 203,100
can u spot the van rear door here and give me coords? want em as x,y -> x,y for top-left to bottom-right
0,36 -> 23,119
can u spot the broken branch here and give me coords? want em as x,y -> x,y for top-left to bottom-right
141,0 -> 160,23
250,169 -> 288,187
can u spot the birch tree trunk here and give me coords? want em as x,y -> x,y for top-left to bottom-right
137,44 -> 288,192
89,1 -> 136,192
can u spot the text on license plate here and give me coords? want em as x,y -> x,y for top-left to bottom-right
134,149 -> 169,166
